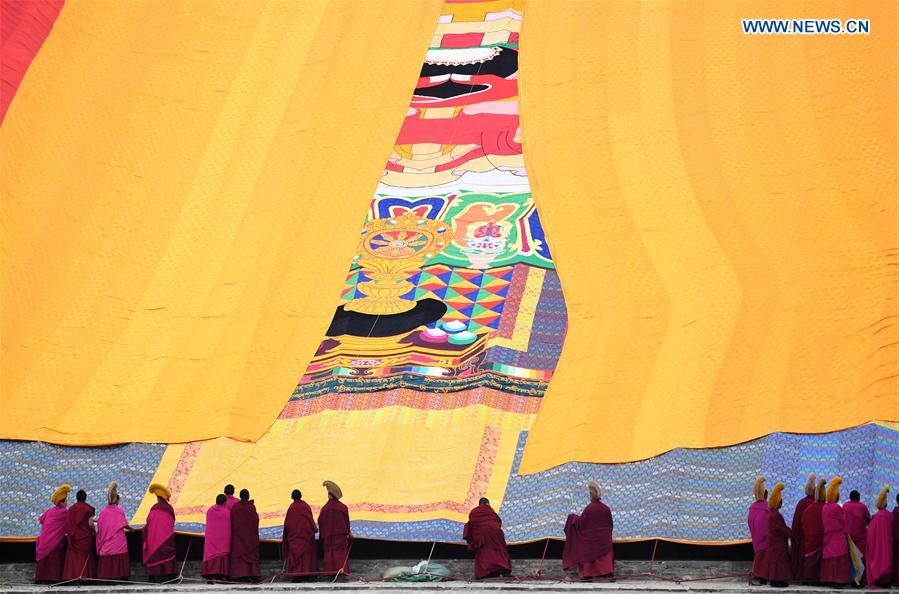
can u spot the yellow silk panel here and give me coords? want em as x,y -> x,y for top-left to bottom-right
132,407 -> 534,530
519,1 -> 897,469
1,1 -> 442,444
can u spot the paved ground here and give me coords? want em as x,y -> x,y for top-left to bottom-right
0,580 -> 887,593
1,559 -> 884,592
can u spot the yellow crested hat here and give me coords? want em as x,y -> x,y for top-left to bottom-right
148,483 -> 172,501
814,478 -> 827,502
323,480 -> 343,500
825,476 -> 842,503
51,484 -> 72,505
107,481 -> 119,505
804,473 -> 816,498
875,486 -> 889,510
753,476 -> 766,501
768,482 -> 785,509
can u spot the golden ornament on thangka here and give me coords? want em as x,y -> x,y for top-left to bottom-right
345,212 -> 450,315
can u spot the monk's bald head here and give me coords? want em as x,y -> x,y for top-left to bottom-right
216,494 -> 226,505
76,490 -> 87,502
224,484 -> 235,495
292,489 -> 302,501
240,489 -> 250,501
479,497 -> 489,506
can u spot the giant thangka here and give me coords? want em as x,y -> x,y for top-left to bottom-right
1,0 -> 896,543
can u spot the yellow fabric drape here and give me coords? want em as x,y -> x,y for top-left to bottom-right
1,1 -> 442,445
519,1 -> 897,469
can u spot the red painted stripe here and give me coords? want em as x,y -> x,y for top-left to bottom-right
1,0 -> 65,124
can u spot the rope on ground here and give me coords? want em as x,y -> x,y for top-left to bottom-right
161,538 -> 190,585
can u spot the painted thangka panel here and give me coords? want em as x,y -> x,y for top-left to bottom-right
127,0 -> 567,533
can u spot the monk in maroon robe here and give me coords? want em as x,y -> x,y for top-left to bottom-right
142,484 -> 177,581
35,485 -> 70,583
748,476 -> 769,584
62,489 -> 96,581
282,489 -> 317,579
563,480 -> 614,580
843,489 -> 871,561
229,489 -> 261,582
821,477 -> 850,586
201,494 -> 230,580
866,487 -> 893,587
800,478 -> 826,584
892,493 -> 899,586
319,480 -> 351,575
790,474 -> 815,580
464,497 -> 512,579
766,483 -> 791,587
224,484 -> 239,510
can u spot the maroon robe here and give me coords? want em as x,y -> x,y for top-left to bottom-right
563,501 -> 614,576
282,499 -> 317,576
229,499 -> 260,580
62,501 -> 96,581
789,495 -> 813,579
821,501 -> 850,585
35,502 -> 68,582
767,509 -> 791,583
800,501 -> 824,581
892,507 -> 899,585
463,504 -> 512,579
318,498 -> 351,574
866,509 -> 894,586
843,500 -> 870,554
142,500 -> 177,577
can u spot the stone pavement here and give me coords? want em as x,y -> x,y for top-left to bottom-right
1,559 -> 882,592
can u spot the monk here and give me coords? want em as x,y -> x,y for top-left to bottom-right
800,478 -> 827,584
747,476 -> 769,584
821,477 -> 850,586
766,483 -> 791,587
229,489 -> 261,582
790,473 -> 815,580
464,497 -> 512,579
562,480 -> 614,581
319,480 -> 351,575
142,483 -> 177,582
35,484 -> 70,583
866,487 -> 893,587
201,494 -> 230,581
96,483 -> 134,581
224,484 -> 239,510
893,493 -> 899,587
62,489 -> 96,581
844,489 -> 870,560
282,489 -> 318,579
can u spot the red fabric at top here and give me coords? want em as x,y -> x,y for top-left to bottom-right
0,0 -> 64,124
562,500 -> 613,572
